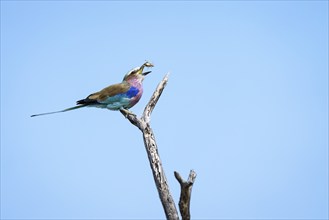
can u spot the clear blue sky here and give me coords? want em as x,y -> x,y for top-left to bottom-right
1,1 -> 328,219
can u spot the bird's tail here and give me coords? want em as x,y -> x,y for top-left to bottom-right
30,104 -> 88,117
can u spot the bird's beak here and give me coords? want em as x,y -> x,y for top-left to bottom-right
142,71 -> 152,76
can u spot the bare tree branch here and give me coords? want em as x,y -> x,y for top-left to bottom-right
120,73 -> 179,220
174,170 -> 197,220
141,73 -> 169,123
120,73 -> 197,220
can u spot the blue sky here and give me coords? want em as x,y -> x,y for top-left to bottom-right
1,1 -> 328,219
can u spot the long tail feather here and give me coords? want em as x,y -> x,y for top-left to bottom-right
31,104 -> 87,117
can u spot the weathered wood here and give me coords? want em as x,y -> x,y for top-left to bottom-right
120,73 -> 179,220
142,123 -> 178,220
174,170 -> 197,220
141,74 -> 169,123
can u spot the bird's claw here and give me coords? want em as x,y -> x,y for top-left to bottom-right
120,108 -> 134,118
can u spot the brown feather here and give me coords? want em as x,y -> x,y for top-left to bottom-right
84,82 -> 130,102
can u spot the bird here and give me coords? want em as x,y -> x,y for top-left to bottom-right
31,61 -> 154,117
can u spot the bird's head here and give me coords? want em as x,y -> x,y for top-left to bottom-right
123,61 -> 154,82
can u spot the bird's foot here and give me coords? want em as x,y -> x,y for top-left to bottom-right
120,108 -> 134,118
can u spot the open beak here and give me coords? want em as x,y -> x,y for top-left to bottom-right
142,71 -> 152,76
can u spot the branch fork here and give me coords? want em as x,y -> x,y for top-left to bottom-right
120,73 -> 196,220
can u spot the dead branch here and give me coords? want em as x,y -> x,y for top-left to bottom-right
174,170 -> 197,220
120,73 -> 196,220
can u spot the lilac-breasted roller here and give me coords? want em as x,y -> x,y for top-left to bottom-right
31,61 -> 153,117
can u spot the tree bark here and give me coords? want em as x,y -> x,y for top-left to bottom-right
174,170 -> 197,220
120,73 -> 196,220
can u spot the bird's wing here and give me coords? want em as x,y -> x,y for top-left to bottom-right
77,82 -> 130,105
